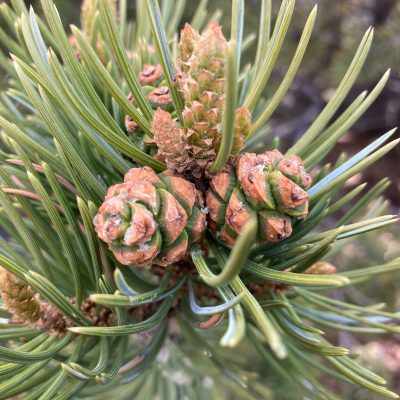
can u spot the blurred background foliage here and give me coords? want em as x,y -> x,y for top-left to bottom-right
2,0 -> 400,398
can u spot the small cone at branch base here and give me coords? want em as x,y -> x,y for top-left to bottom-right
125,115 -> 138,133
0,268 -> 40,323
206,150 -> 312,245
0,269 -> 114,335
94,167 -> 207,268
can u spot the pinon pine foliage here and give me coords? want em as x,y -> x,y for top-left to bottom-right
0,0 -> 399,399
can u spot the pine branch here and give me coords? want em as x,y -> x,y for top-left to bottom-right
0,0 -> 398,398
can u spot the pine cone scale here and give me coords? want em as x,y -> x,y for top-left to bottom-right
124,206 -> 156,246
158,189 -> 188,245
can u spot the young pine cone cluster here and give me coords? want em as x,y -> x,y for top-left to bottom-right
95,23 -> 312,269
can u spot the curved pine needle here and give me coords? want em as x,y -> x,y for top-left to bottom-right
0,332 -> 72,364
69,296 -> 174,336
187,280 -> 243,315
211,242 -> 286,359
0,1 -> 398,398
68,337 -> 109,378
218,286 -> 246,347
113,267 -> 155,295
191,218 -> 257,287
90,277 -> 186,307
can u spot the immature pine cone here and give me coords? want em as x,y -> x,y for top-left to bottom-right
94,167 -> 207,267
0,268 -> 40,322
152,23 -> 251,177
180,23 -> 251,168
206,150 -> 312,245
179,22 -> 226,166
